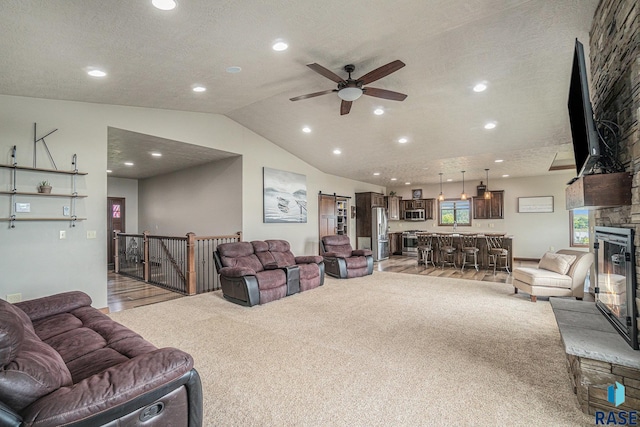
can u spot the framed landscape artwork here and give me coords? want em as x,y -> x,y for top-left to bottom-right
263,167 -> 307,223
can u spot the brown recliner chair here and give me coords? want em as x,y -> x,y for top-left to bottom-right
320,235 -> 374,279
0,291 -> 202,427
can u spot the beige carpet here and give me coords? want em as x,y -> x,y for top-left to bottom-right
109,272 -> 592,426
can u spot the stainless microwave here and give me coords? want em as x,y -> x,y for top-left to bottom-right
404,209 -> 426,221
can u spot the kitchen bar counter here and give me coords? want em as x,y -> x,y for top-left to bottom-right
415,232 -> 513,270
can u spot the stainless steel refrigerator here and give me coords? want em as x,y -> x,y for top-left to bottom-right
371,207 -> 389,261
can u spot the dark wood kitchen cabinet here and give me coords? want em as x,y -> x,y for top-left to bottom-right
390,232 -> 403,255
372,193 -> 385,207
402,198 -> 434,219
385,196 -> 401,221
472,190 -> 504,219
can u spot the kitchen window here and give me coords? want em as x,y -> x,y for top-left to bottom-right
438,199 -> 471,226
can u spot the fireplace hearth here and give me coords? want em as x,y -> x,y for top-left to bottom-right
594,226 -> 638,349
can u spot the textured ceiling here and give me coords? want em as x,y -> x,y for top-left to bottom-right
107,128 -> 238,179
0,0 -> 599,184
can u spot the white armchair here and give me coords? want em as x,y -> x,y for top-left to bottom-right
512,249 -> 594,302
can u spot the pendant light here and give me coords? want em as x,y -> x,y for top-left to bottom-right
484,168 -> 492,199
438,173 -> 445,201
460,170 -> 467,200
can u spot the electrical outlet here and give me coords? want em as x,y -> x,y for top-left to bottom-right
6,293 -> 22,303
549,246 -> 555,251
63,206 -> 70,216
15,203 -> 30,213
59,230 -> 66,239
87,230 -> 96,239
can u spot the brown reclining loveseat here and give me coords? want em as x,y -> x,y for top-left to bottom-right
214,239 -> 325,306
0,291 -> 202,427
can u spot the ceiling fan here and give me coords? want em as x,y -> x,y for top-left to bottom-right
289,60 -> 407,115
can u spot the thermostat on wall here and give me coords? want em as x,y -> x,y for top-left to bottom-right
15,203 -> 30,213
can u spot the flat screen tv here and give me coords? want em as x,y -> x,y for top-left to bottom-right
568,38 -> 600,177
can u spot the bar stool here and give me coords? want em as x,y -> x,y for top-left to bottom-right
460,234 -> 479,272
437,234 -> 457,269
416,233 -> 435,267
485,233 -> 510,275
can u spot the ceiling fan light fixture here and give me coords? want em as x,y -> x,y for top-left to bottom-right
337,87 -> 363,101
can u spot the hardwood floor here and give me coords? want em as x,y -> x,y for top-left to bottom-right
107,257 -> 537,312
375,255 -> 538,284
108,271 -> 183,313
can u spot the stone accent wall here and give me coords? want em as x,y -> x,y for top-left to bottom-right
590,0 -> 640,342
568,354 -> 640,413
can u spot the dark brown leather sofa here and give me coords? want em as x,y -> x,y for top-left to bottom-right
0,291 -> 202,427
320,235 -> 374,278
214,239 -> 324,306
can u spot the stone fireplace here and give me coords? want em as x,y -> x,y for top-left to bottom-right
594,226 -> 638,349
590,0 -> 640,347
549,0 -> 640,415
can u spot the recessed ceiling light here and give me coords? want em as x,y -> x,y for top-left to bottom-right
502,174 -> 509,177
333,149 -> 341,155
192,86 -> 206,92
447,178 -> 453,182
151,152 -> 162,157
152,0 -> 176,10
272,41 -> 288,51
373,172 -> 381,176
405,182 -> 411,185
87,69 -> 106,77
226,66 -> 242,73
494,159 -> 503,163
391,178 -> 397,181
124,162 -> 134,166
106,169 -> 112,173
398,137 -> 408,144
484,122 -> 497,130
473,83 -> 487,92
302,126 -> 311,133
374,108 -> 384,115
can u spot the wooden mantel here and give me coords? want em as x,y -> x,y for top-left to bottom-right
565,172 -> 632,210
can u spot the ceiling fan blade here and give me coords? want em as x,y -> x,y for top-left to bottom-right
357,60 -> 406,85
289,89 -> 337,101
307,63 -> 346,84
363,87 -> 407,101
340,100 -> 352,115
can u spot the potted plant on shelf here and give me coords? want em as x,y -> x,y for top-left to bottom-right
37,180 -> 52,194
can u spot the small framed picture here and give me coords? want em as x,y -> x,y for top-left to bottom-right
412,189 -> 422,199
